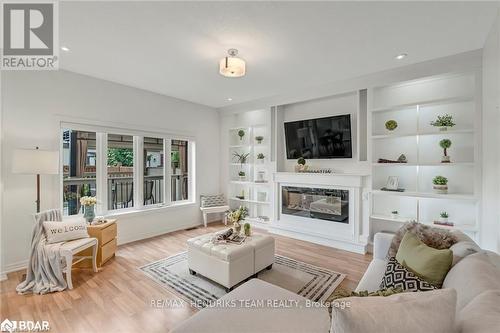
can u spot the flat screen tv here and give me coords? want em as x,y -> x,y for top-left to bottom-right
284,114 -> 352,159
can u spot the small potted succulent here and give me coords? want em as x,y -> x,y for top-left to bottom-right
238,129 -> 245,141
439,211 -> 449,223
257,153 -> 265,163
255,136 -> 264,144
243,222 -> 251,236
238,170 -> 246,181
391,210 -> 399,219
439,139 -> 452,163
295,157 -> 308,172
385,120 -> 398,132
430,114 -> 455,131
433,175 -> 448,194
233,152 -> 250,166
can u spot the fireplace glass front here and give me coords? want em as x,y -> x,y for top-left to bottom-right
281,186 -> 349,223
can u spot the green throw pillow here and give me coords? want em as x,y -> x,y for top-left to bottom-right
396,231 -> 453,287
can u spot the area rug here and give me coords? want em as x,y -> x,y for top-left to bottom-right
140,252 -> 346,309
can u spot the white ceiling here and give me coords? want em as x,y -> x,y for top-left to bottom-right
60,1 -> 499,108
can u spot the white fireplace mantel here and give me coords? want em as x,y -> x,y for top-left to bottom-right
271,171 -> 370,254
274,172 -> 369,188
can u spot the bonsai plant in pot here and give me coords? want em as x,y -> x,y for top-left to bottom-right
385,120 -> 398,132
255,136 -> 264,144
430,114 -> 455,131
439,139 -> 451,163
439,139 -> 452,163
439,211 -> 449,223
238,129 -> 245,141
257,153 -> 265,163
295,157 -> 308,172
433,175 -> 448,194
238,170 -> 246,181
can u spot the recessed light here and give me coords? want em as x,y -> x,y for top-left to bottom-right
61,46 -> 70,52
227,98 -> 233,101
395,53 -> 407,60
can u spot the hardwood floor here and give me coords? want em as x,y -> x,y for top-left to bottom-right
0,222 -> 372,332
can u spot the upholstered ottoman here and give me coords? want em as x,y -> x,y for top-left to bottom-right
187,233 -> 275,291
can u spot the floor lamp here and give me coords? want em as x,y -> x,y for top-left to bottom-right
12,147 -> 59,213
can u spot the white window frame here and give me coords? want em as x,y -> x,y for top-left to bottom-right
60,122 -> 196,217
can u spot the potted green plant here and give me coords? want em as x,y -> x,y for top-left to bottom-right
385,120 -> 398,132
255,136 -> 264,144
244,222 -> 251,236
430,114 -> 456,131
257,153 -> 265,163
238,129 -> 245,141
433,175 -> 448,194
439,139 -> 452,163
233,151 -> 250,165
228,206 -> 248,234
295,157 -> 308,172
391,210 -> 399,219
238,170 -> 246,181
439,211 -> 449,223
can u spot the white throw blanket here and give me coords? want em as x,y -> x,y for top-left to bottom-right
16,209 -> 68,294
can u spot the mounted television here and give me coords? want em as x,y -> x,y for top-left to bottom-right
284,114 -> 352,159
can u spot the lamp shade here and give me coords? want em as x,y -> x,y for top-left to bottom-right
219,56 -> 246,77
12,149 -> 59,175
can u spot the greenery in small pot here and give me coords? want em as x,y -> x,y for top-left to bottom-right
238,129 -> 246,141
257,153 -> 265,160
238,170 -> 246,177
296,157 -> 307,172
430,114 -> 456,130
228,206 -> 248,233
391,210 -> 399,218
297,157 -> 306,165
233,151 -> 250,166
255,136 -> 264,144
439,139 -> 452,163
432,175 -> 448,194
439,211 -> 449,223
385,120 -> 398,131
244,222 -> 251,236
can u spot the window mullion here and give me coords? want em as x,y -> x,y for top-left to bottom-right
164,138 -> 172,205
134,136 -> 144,209
96,132 -> 107,215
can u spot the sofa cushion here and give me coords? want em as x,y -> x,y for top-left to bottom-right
171,279 -> 330,333
396,232 -> 453,287
331,288 -> 456,333
200,194 -> 226,208
388,222 -> 457,258
355,258 -> 388,292
456,290 -> 500,333
380,257 -> 436,292
443,252 -> 500,311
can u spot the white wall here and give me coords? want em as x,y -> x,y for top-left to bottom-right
482,9 -> 500,252
279,92 -> 370,174
1,70 -> 220,275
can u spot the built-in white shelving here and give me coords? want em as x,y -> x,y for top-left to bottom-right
368,72 -> 481,239
227,115 -> 274,229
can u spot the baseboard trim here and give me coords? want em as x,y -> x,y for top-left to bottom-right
117,221 -> 204,245
1,259 -> 29,278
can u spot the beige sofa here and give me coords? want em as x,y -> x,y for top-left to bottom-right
172,231 -> 500,333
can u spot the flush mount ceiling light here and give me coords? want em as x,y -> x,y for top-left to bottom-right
219,49 -> 246,78
395,53 -> 408,60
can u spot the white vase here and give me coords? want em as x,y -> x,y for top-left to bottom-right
439,217 -> 449,223
441,156 -> 451,163
439,126 -> 449,132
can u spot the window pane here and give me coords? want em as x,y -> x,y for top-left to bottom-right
107,134 -> 134,210
62,129 -> 97,216
144,137 -> 164,206
171,139 -> 188,201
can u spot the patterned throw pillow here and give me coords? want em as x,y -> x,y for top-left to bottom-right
200,194 -> 226,208
380,257 -> 437,292
387,221 -> 458,258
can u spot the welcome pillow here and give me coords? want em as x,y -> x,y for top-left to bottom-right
43,221 -> 89,244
